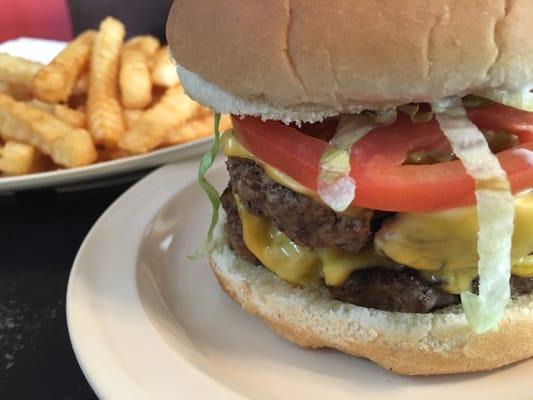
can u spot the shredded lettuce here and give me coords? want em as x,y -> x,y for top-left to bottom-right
190,113 -> 222,259
330,113 -> 379,148
462,95 -> 493,109
317,147 -> 356,212
317,113 -> 381,212
397,104 -> 434,123
433,98 -> 514,333
474,87 -> 533,112
371,109 -> 398,125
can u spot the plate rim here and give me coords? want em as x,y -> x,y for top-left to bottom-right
0,137 -> 212,192
66,158 -> 242,399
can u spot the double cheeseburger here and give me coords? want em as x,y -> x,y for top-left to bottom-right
167,0 -> 533,375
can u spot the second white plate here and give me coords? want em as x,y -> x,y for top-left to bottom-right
67,160 -> 533,400
0,38 -> 213,193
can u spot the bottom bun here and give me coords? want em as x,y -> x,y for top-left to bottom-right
208,224 -> 533,375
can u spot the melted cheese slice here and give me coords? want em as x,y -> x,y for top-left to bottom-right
234,195 -> 394,286
375,191 -> 533,271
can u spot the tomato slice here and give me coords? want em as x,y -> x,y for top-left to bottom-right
231,105 -> 533,212
349,115 -> 533,211
232,116 -> 327,191
468,103 -> 533,141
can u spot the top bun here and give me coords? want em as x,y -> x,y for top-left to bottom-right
167,0 -> 533,122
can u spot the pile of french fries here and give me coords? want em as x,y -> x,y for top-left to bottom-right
0,16 -> 230,177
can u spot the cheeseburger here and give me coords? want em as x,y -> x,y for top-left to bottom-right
167,0 -> 533,375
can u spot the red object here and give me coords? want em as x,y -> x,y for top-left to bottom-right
468,103 -> 533,138
232,106 -> 533,213
0,0 -> 72,42
233,116 -> 327,193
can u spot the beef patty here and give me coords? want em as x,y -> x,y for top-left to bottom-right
220,187 -> 258,264
226,157 -> 373,253
221,157 -> 533,313
330,270 -> 533,313
329,267 -> 458,313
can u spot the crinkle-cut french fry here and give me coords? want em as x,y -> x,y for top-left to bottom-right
120,36 -> 160,110
120,49 -> 152,110
54,104 -> 86,128
0,82 -> 30,101
126,35 -> 160,56
72,71 -> 89,96
33,30 -> 96,103
163,114 -> 232,146
0,93 -> 97,167
87,17 -> 125,147
9,86 -> 34,101
0,53 -> 43,91
118,86 -> 198,153
25,99 -> 56,113
0,92 -> 13,106
163,117 -> 212,146
0,141 -> 37,175
0,81 -> 11,94
123,109 -> 144,129
26,100 -> 85,128
193,105 -> 212,120
151,47 -> 179,87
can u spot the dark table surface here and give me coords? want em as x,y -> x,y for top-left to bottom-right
0,179 -> 143,399
0,3 -> 175,399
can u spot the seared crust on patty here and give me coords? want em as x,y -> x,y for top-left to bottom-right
220,187 -> 258,264
329,267 -> 459,313
510,275 -> 533,294
226,157 -> 373,253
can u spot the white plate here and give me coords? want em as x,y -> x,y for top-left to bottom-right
0,38 -> 212,193
67,160 -> 533,400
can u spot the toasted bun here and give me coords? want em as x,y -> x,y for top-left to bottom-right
168,0 -> 533,122
208,224 -> 533,375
